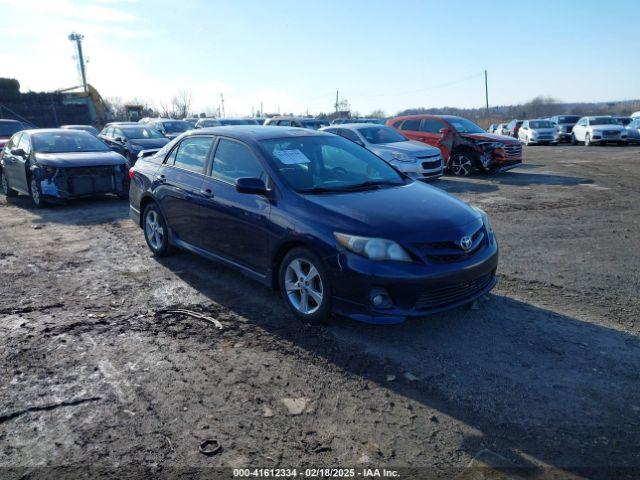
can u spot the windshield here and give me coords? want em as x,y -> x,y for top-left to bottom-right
259,135 -> 405,193
530,120 -> 554,129
220,119 -> 259,126
32,131 -> 110,153
357,126 -> 407,144
616,117 -> 631,126
122,127 -> 165,139
590,117 -> 617,126
557,116 -> 580,124
449,118 -> 485,134
0,122 -> 24,136
161,121 -> 190,133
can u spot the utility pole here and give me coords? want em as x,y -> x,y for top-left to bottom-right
484,70 -> 489,119
260,102 -> 263,117
219,93 -> 225,118
335,90 -> 339,113
68,32 -> 88,93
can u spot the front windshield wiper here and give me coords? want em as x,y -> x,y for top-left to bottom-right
340,180 -> 403,191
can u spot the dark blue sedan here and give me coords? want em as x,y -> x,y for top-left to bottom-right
129,126 -> 498,324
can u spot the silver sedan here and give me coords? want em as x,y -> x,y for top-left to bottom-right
321,124 -> 444,180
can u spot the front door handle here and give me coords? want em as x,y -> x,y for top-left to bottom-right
156,174 -> 166,183
200,188 -> 213,198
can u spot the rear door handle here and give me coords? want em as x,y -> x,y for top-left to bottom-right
200,188 -> 213,198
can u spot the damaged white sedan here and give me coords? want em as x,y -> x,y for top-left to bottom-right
0,129 -> 130,207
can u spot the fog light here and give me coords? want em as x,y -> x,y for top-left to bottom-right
370,288 -> 392,308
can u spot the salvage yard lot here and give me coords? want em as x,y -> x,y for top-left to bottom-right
1,145 -> 639,478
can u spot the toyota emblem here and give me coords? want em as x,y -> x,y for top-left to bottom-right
460,236 -> 472,250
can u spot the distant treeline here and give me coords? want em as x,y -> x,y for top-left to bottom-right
397,96 -> 640,127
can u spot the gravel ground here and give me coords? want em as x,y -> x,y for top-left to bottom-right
1,145 -> 639,480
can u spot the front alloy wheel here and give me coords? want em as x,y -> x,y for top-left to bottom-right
448,153 -> 474,177
30,178 -> 44,208
280,247 -> 331,324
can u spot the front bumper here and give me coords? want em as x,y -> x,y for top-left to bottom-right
327,240 -> 499,324
37,166 -> 129,200
589,133 -> 627,143
392,157 -> 444,181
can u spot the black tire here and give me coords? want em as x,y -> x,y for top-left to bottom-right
448,151 -> 477,177
30,177 -> 45,208
1,170 -> 18,197
142,202 -> 172,257
279,247 -> 331,325
571,134 -> 578,145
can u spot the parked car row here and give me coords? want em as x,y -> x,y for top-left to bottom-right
488,114 -> 639,146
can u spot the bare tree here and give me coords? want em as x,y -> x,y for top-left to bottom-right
158,90 -> 193,118
369,109 -> 386,118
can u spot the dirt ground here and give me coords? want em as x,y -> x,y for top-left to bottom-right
1,145 -> 639,479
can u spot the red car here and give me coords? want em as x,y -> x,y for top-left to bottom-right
386,114 -> 522,176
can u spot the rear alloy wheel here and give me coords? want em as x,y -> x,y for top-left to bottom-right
1,170 -> 18,197
143,203 -> 171,257
30,178 -> 45,208
448,152 -> 475,177
584,133 -> 592,146
280,247 -> 331,324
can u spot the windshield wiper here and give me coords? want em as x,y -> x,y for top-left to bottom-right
341,180 -> 403,191
297,186 -> 347,194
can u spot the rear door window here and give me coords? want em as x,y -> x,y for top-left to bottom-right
400,119 -> 421,131
172,136 -> 214,174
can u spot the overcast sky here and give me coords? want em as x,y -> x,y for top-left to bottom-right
1,0 -> 638,116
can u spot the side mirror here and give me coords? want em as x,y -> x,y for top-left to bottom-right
116,136 -> 127,143
10,148 -> 26,157
439,128 -> 450,135
236,177 -> 268,195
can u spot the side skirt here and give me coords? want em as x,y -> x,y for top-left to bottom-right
169,233 -> 271,287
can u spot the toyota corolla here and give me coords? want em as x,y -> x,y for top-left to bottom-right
129,126 -> 498,324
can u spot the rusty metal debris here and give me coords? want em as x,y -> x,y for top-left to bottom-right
199,438 -> 222,456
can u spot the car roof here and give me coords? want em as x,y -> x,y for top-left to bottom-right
23,128 -> 93,135
190,125 -> 331,141
267,117 -> 323,121
0,119 -> 23,124
325,123 -> 388,129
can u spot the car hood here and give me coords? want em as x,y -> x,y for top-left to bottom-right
303,181 -> 481,240
129,138 -> 169,149
34,151 -> 127,167
461,132 -> 519,144
371,140 -> 441,156
531,128 -> 556,135
589,124 -> 624,130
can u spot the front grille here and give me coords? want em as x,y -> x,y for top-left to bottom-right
414,225 -> 485,264
502,144 -> 522,159
421,160 -> 441,169
62,166 -> 117,195
603,130 -> 619,137
414,273 -> 494,310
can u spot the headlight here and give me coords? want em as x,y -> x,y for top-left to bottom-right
334,233 -> 412,262
391,152 -> 414,163
472,206 -> 492,233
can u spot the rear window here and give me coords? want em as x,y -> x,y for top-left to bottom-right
0,121 -> 24,136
